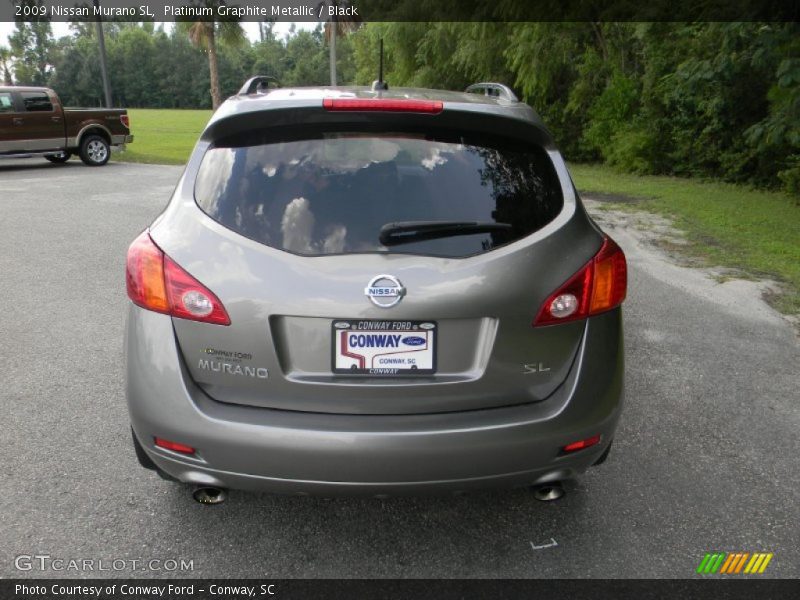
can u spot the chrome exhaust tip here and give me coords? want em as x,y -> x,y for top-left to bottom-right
532,483 -> 565,502
192,486 -> 227,505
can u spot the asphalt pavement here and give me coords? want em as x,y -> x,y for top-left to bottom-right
1,157 -> 797,579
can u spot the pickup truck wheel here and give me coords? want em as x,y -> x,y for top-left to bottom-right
45,152 -> 71,164
79,135 -> 110,166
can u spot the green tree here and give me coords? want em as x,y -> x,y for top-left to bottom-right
745,24 -> 800,200
0,46 -> 13,84
49,32 -> 103,106
319,0 -> 361,85
251,22 -> 287,82
351,23 -> 467,89
9,18 -> 54,85
109,25 -> 159,107
177,2 -> 246,109
282,27 -> 328,86
154,28 -> 211,108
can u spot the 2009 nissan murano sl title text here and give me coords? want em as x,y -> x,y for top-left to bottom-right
124,76 -> 627,503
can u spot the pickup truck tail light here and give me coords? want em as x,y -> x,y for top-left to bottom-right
120,114 -> 130,128
533,236 -> 627,326
126,231 -> 230,325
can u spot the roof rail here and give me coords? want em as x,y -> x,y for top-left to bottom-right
465,82 -> 518,102
238,76 -> 280,96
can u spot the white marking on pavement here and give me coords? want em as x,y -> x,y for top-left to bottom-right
530,538 -> 558,550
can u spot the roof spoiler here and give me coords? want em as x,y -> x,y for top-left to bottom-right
238,76 -> 280,96
465,82 -> 518,102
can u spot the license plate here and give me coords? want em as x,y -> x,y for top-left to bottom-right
332,320 -> 437,375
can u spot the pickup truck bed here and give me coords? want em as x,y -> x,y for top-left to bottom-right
0,86 -> 133,166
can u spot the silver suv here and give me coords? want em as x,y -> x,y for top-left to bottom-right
125,79 -> 626,502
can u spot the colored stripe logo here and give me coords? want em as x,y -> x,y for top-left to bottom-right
696,552 -> 773,574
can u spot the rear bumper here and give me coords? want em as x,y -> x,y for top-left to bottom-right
125,308 -> 624,495
111,134 -> 134,146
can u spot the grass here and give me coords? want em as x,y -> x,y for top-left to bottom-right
117,109 -> 212,165
570,164 -> 800,316
112,110 -> 800,316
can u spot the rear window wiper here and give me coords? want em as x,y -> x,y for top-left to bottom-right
379,221 -> 513,246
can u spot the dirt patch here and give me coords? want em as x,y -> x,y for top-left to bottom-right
653,239 -> 708,268
581,191 -> 645,204
583,199 -> 687,249
582,197 -> 797,335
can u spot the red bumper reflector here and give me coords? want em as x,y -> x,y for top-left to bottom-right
562,434 -> 601,453
323,98 -> 443,114
155,437 -> 195,455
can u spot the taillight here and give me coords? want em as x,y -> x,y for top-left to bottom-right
164,255 -> 230,325
126,232 -> 169,314
533,236 -> 627,326
120,114 -> 130,128
126,231 -> 231,325
322,98 -> 443,114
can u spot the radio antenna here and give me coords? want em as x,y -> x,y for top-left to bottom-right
372,39 -> 389,91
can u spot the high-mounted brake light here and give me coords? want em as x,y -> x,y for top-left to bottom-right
120,114 -> 130,128
323,98 -> 443,114
126,231 -> 231,325
533,236 -> 627,326
154,437 -> 195,455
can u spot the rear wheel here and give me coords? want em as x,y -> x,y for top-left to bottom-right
79,135 -> 110,166
45,152 -> 71,164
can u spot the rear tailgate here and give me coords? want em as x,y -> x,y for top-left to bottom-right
154,101 -> 602,415
164,243 -> 593,415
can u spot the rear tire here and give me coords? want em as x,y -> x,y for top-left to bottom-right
79,135 -> 110,166
45,152 -> 71,164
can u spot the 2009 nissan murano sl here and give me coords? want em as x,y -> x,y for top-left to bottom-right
125,78 -> 626,503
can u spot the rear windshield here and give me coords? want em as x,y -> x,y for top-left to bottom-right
194,131 -> 563,258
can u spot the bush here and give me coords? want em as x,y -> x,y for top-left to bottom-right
606,124 -> 663,175
583,71 -> 639,157
778,157 -> 800,203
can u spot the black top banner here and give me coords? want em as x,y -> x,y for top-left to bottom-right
3,0 -> 800,23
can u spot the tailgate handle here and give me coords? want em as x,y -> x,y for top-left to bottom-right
12,118 -> 23,126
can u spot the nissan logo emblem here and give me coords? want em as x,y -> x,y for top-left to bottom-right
364,274 -> 406,308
